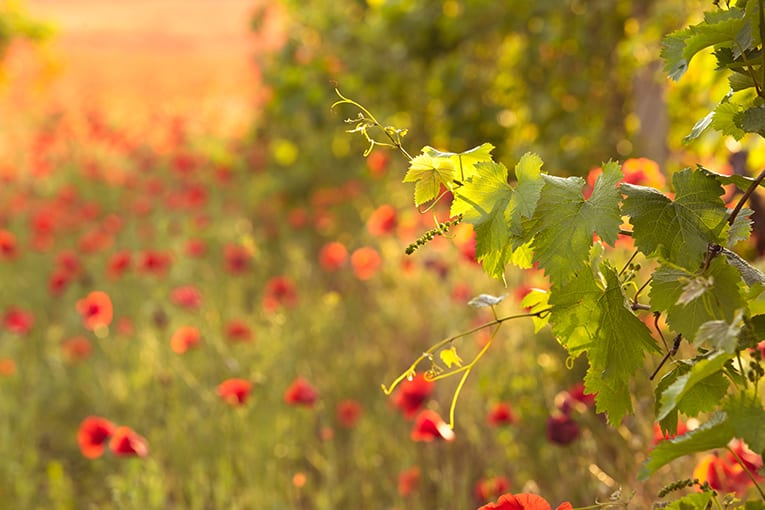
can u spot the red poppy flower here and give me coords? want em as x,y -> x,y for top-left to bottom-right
109,426 -> 149,457
170,285 -> 202,310
262,276 -> 298,312
225,320 -> 253,342
475,476 -> 511,502
48,270 -> 71,297
487,402 -> 517,427
393,373 -> 434,419
224,243 -> 251,274
185,239 -> 206,257
318,242 -> 348,271
217,378 -> 253,406
170,326 -> 201,354
398,466 -> 420,497
284,377 -> 318,407
350,247 -> 381,280
411,410 -> 455,442
652,420 -> 689,445
567,382 -> 596,408
477,493 -> 573,510
366,149 -> 390,178
137,250 -> 172,277
78,416 -> 116,459
3,307 -> 34,335
367,204 -> 398,237
61,336 -> 92,362
546,413 -> 580,445
107,250 -> 132,279
76,291 -> 114,331
336,399 -> 363,428
0,229 -> 17,259
694,440 -> 764,497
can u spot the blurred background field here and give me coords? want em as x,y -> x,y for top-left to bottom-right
0,1 -> 762,509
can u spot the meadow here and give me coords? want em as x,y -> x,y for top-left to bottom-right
0,1 -> 763,509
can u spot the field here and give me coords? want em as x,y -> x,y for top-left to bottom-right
0,2 -> 761,509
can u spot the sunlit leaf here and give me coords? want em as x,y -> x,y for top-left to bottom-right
521,288 -> 550,333
530,160 -> 622,285
657,351 -> 734,421
639,412 -> 734,479
622,169 -> 729,270
402,151 -> 456,206
439,346 -> 463,368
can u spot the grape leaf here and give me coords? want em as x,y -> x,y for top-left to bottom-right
649,257 -> 746,343
621,168 -> 730,270
450,154 -> 544,279
402,150 -> 457,206
694,309 -> 745,353
520,288 -> 550,333
728,209 -> 754,247
664,492 -> 713,510
657,351 -> 734,421
661,8 -> 749,81
440,346 -> 463,368
529,161 -> 621,285
698,166 -> 756,191
639,412 -> 734,479
712,101 -> 746,140
726,392 -> 765,453
585,265 -> 662,424
548,267 -> 601,359
738,104 -> 765,136
683,109 -> 715,143
550,264 -> 660,425
423,143 -> 495,183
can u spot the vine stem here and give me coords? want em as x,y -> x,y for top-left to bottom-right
728,167 -> 765,226
380,308 -> 551,396
726,444 -> 765,501
331,89 -> 414,161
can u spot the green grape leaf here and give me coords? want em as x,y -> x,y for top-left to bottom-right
661,8 -> 749,81
712,102 -> 746,140
684,109 -> 715,143
451,154 -> 543,279
402,150 -> 457,206
729,70 -> 757,92
650,257 -> 746,343
726,392 -> 765,453
694,309 -> 745,353
520,288 -> 550,333
699,166 -> 759,191
550,264 -> 660,425
657,351 -> 734,421
424,143 -> 495,183
738,104 -> 765,136
530,161 -> 621,285
621,168 -> 729,270
548,267 -> 601,358
639,412 -> 734,479
655,366 -> 682,436
664,492 -> 714,510
508,153 -> 545,234
728,209 -> 754,247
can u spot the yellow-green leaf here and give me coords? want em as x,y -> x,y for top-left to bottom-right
440,346 -> 463,368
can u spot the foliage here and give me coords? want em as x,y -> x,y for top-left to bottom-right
0,1 -> 53,61
334,1 -> 765,508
